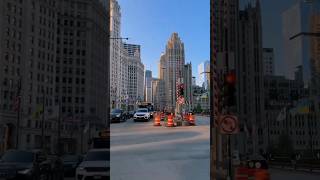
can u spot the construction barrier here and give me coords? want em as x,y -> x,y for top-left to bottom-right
166,113 -> 174,127
235,165 -> 270,180
183,113 -> 189,121
254,169 -> 270,180
188,113 -> 195,125
153,112 -> 161,126
160,112 -> 165,121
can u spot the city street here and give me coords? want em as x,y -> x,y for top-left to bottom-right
110,115 -> 210,180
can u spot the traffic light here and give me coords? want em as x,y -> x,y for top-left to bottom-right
223,72 -> 236,106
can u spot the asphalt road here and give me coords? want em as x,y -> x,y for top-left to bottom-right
110,116 -> 210,180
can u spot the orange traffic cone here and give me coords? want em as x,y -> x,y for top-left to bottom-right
153,112 -> 161,126
166,113 -> 174,127
183,113 -> 189,121
188,113 -> 195,125
254,169 -> 270,180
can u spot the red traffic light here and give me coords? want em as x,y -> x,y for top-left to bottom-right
225,72 -> 236,85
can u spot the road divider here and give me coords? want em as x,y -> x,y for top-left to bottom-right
154,113 -> 161,126
166,113 -> 175,127
188,113 -> 196,126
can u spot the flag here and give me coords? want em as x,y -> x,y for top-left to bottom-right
13,95 -> 21,112
276,107 -> 286,121
83,121 -> 90,133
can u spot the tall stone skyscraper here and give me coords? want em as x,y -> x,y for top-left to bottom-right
110,0 -> 121,109
163,33 -> 185,111
211,1 -> 240,177
124,43 -> 144,110
55,0 -> 109,153
144,70 -> 152,103
198,61 -> 210,89
119,42 -> 128,110
0,0 -> 109,154
184,63 -> 193,111
0,0 -> 58,153
238,1 -> 265,154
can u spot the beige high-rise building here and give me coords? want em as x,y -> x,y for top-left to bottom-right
110,0 -> 121,109
124,43 -> 144,110
55,0 -> 109,153
163,33 -> 185,111
238,0 -> 264,155
0,0 -> 58,153
184,63 -> 193,111
119,42 -> 128,110
151,78 -> 165,111
158,53 -> 166,80
0,0 -> 109,154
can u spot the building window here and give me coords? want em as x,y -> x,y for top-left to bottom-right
26,134 -> 31,143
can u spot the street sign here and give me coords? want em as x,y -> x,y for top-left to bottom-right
218,115 -> 239,134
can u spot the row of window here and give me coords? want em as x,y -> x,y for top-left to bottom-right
56,77 -> 86,84
55,87 -> 86,94
56,67 -> 86,75
57,38 -> 86,47
5,28 -> 22,40
6,15 -> 22,27
58,19 -> 86,27
29,48 -> 55,62
38,16 -> 55,28
5,39 -> 22,52
3,65 -> 20,76
4,52 -> 21,64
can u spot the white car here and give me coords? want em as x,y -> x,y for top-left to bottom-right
76,149 -> 109,180
133,108 -> 151,122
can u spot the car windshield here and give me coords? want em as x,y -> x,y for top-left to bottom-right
63,155 -> 79,162
1,151 -> 34,163
137,109 -> 148,113
84,151 -> 109,161
111,109 -> 121,113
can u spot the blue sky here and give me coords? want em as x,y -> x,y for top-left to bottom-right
118,0 -> 210,79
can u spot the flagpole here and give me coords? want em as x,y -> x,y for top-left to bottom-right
41,84 -> 46,150
15,78 -> 21,149
57,100 -> 61,156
